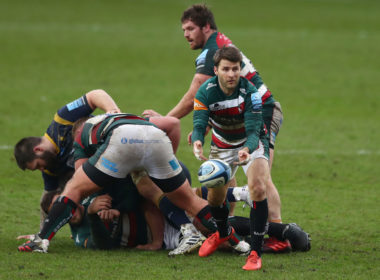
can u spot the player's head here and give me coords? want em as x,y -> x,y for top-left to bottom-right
181,4 -> 217,30
40,190 -> 61,218
213,45 -> 242,67
43,192 -> 85,226
72,116 -> 90,140
14,137 -> 58,171
213,46 -> 242,94
181,4 -> 217,50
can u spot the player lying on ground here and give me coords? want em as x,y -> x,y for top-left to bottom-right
18,183 -> 310,254
19,172 -> 206,255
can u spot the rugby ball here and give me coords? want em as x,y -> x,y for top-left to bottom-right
197,159 -> 231,188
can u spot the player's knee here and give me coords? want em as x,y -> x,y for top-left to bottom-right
249,179 -> 266,200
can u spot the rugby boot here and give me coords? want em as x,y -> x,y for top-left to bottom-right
199,227 -> 240,257
262,236 -> 291,253
283,223 -> 311,251
242,250 -> 262,271
168,223 -> 205,256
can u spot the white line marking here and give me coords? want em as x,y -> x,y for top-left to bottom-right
0,145 -> 12,150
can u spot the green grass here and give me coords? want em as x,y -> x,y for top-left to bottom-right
1,0 -> 379,279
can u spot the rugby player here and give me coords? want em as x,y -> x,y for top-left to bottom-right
191,46 -> 269,270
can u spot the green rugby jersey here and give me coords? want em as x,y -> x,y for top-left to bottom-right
192,76 -> 266,153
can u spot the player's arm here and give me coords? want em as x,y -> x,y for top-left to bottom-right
243,90 -> 263,154
167,73 -> 211,119
191,90 -> 210,161
85,89 -> 121,114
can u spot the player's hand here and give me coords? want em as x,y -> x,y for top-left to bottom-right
233,148 -> 251,166
87,194 -> 112,214
106,108 -> 121,114
142,109 -> 162,118
193,141 -> 208,161
97,209 -> 120,224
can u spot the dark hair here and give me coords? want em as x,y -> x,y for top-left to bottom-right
14,137 -> 42,170
181,4 -> 217,30
40,189 -> 62,215
213,45 -> 242,67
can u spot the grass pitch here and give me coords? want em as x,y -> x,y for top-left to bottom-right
0,0 -> 379,279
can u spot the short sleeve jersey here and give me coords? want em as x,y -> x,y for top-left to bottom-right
195,32 -> 274,104
192,76 -> 266,153
42,95 -> 94,191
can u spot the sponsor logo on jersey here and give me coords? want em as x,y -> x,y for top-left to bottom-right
121,137 -> 128,144
206,82 -> 217,91
66,97 -> 85,111
194,98 -> 208,111
169,159 -> 179,170
251,92 -> 262,110
196,49 -> 208,67
239,88 -> 247,95
128,138 -> 144,144
101,157 -> 118,173
209,96 -> 244,112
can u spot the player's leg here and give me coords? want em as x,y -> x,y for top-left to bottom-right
132,172 -> 205,255
263,101 -> 283,223
198,147 -> 251,257
138,126 -> 217,233
240,138 -> 270,270
242,157 -> 269,270
18,166 -> 102,252
266,159 -> 282,223
226,177 -> 237,215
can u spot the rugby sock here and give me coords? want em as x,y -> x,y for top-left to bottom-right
250,199 -> 268,257
195,205 -> 217,233
39,196 -> 77,240
267,222 -> 288,241
158,196 -> 191,230
196,186 -> 236,202
226,188 -> 236,202
210,200 -> 230,238
228,216 -> 250,236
